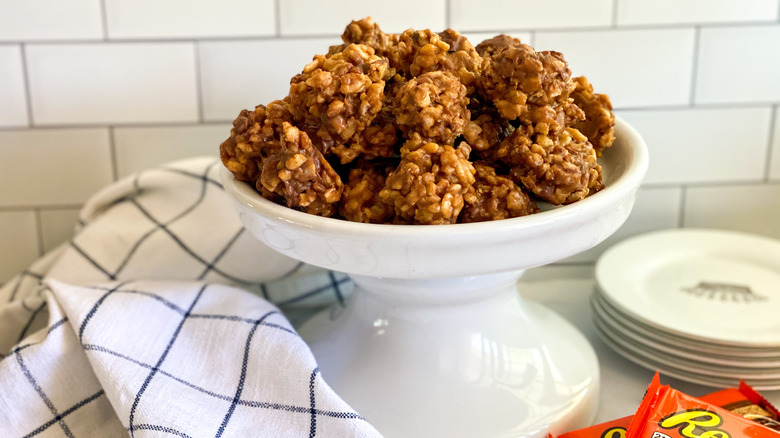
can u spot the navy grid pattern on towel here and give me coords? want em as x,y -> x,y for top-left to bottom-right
0,157 -> 373,437
1,280 -> 380,437
0,157 -> 353,354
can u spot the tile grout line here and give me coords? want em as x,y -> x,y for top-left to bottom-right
193,41 -> 205,123
19,44 -> 35,127
616,102 -> 778,112
99,0 -> 109,40
611,0 -> 619,27
677,186 -> 687,228
108,127 -> 118,182
0,120 -> 232,132
0,205 -> 85,213
33,208 -> 44,256
688,25 -> 701,106
1,20 -> 778,47
274,0 -> 282,37
445,0 -> 451,28
764,105 -> 777,181
643,179 -> 780,189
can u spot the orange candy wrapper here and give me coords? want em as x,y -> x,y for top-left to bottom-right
556,375 -> 780,438
626,374 -> 780,438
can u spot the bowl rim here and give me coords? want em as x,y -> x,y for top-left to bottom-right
221,116 -> 649,237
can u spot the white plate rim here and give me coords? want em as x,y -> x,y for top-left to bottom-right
595,229 -> 780,347
591,294 -> 780,368
592,289 -> 780,358
592,322 -> 780,391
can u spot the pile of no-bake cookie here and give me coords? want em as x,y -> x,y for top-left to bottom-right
220,18 -> 615,225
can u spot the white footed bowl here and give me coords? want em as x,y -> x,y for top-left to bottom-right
222,117 -> 648,437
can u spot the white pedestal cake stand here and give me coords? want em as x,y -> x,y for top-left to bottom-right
221,117 -> 648,437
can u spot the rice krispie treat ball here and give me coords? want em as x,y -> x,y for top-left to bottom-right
219,100 -> 293,183
475,34 -> 524,58
258,122 -> 344,217
288,43 -> 393,148
462,108 -> 514,152
460,163 -> 538,223
392,71 -> 470,145
379,134 -> 476,224
570,76 -> 616,155
477,43 -> 575,123
494,125 -> 602,205
339,160 -> 396,223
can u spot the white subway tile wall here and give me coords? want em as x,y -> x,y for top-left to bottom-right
616,107 -> 772,184
450,0 -> 612,31
0,129 -> 113,207
684,184 -> 780,240
39,208 -> 82,253
199,38 -> 338,121
104,0 -> 276,39
0,211 -> 40,281
771,109 -> 780,180
534,28 -> 696,108
0,1 -> 779,283
26,43 -> 199,125
695,25 -> 780,104
0,45 -> 28,128
113,124 -> 232,178
279,0 -> 446,35
616,0 -> 779,26
0,0 -> 103,42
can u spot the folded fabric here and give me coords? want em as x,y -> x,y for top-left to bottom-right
0,157 -> 377,437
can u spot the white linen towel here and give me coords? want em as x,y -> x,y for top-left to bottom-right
0,157 -> 379,438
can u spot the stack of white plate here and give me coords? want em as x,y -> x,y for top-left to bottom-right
593,229 -> 780,390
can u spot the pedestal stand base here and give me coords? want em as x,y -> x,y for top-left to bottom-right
298,272 -> 599,438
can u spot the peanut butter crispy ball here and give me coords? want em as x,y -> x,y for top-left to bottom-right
379,134 -> 476,224
259,122 -> 344,217
477,43 -> 575,123
393,71 -> 470,145
461,163 -> 539,223
570,76 -> 615,155
496,125 -> 602,205
394,29 -> 482,89
220,100 -> 292,183
288,43 -> 393,150
463,108 -> 515,152
339,160 -> 396,223
475,34 -> 524,58
338,17 -> 403,67
331,93 -> 400,164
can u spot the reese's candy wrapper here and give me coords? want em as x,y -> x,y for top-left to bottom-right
554,386 -> 766,438
626,374 -> 780,438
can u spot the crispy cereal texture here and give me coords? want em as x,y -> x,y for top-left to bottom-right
462,108 -> 514,152
220,18 -> 617,224
393,71 -> 470,145
259,122 -> 344,217
477,43 -> 575,122
289,43 -> 393,147
220,100 -> 292,183
461,163 -> 538,222
339,160 -> 396,223
571,76 -> 616,155
497,125 -> 602,205
475,34 -> 524,58
379,134 -> 476,224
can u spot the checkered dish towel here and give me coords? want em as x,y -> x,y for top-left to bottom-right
0,157 -> 381,437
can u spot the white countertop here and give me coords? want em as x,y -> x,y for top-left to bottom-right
520,278 -> 780,424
